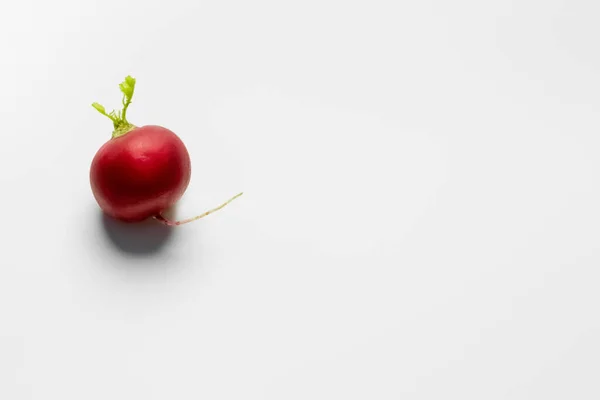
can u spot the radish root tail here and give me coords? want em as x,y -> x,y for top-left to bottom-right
154,192 -> 244,226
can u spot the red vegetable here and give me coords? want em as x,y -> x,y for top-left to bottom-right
90,76 -> 242,225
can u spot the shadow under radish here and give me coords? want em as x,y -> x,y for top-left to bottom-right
100,212 -> 174,255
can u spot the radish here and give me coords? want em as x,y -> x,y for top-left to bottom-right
90,76 -> 242,226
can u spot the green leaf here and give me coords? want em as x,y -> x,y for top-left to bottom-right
92,102 -> 106,114
125,75 -> 136,87
119,75 -> 136,98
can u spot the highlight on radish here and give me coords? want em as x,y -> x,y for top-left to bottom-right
90,75 -> 242,226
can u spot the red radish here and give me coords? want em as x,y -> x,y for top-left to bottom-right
90,75 -> 242,225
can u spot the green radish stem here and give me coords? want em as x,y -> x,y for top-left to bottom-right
92,75 -> 137,138
154,192 -> 244,226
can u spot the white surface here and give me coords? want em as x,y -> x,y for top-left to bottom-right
1,0 -> 600,398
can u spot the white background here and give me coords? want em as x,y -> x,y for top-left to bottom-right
1,0 -> 599,398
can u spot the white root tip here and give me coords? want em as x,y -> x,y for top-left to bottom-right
154,192 -> 243,226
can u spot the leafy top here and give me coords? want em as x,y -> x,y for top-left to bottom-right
92,75 -> 137,138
